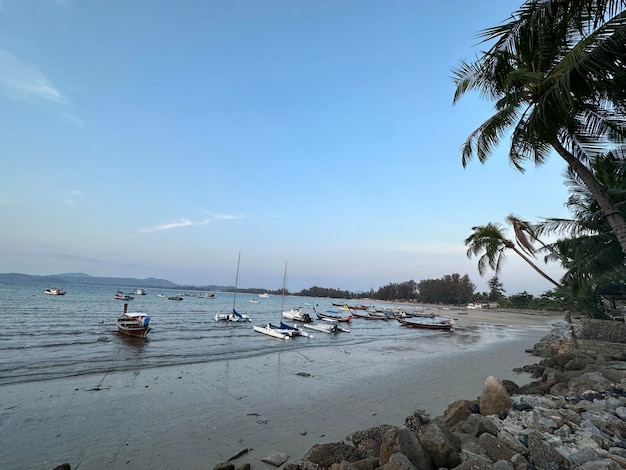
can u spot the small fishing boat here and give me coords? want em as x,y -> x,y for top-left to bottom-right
115,290 -> 133,301
396,315 -> 454,331
168,295 -> 183,301
258,293 -> 270,298
116,303 -> 151,338
249,299 -> 259,303
157,293 -> 166,298
44,287 -> 66,296
316,310 -> 353,323
132,288 -> 147,295
200,293 -> 215,299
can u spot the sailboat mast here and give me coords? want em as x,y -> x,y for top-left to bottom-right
233,251 -> 241,312
280,262 -> 287,314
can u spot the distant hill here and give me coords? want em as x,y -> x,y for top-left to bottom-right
0,272 -> 229,290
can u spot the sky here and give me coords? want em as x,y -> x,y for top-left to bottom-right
0,0 -> 573,296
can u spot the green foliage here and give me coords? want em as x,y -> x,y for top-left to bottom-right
416,274 -> 475,305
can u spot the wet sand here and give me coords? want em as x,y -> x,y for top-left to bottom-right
0,310 -> 561,469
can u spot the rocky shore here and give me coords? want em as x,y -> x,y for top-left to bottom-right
211,317 -> 626,470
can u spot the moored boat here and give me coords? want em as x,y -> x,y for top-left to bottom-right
132,288 -> 147,295
282,306 -> 314,323
114,290 -> 133,300
44,287 -> 66,296
215,309 -> 251,322
168,295 -> 183,301
316,310 -> 353,323
396,316 -> 454,331
302,322 -> 350,334
253,324 -> 291,340
116,303 -> 151,338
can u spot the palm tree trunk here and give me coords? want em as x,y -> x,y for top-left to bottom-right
552,139 -> 626,255
510,245 -> 562,288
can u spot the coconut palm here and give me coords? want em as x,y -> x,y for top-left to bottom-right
465,222 -> 562,288
537,150 -> 626,293
453,0 -> 626,254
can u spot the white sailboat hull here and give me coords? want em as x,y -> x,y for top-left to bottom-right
253,325 -> 291,340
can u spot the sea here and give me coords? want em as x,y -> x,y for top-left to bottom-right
0,280 -> 550,388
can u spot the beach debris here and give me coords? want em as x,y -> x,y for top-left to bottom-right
227,448 -> 249,461
212,463 -> 234,470
97,336 -> 108,342
261,452 -> 289,467
296,371 -> 311,377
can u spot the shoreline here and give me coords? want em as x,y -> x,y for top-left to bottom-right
0,310 -> 560,469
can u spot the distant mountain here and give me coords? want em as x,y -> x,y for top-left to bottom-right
0,272 -> 179,289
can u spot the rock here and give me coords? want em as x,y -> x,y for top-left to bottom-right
526,430 -> 570,468
261,452 -> 289,467
301,442 -> 367,470
379,427 -> 433,470
417,421 -> 461,468
378,453 -> 418,470
501,379 -> 520,395
349,424 -> 395,458
442,399 -> 473,429
213,463 -> 234,470
477,433 -> 518,462
403,410 -> 430,434
51,465 -> 71,470
458,413 -> 499,438
479,376 -> 513,416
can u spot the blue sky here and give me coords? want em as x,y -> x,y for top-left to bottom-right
0,1 -> 571,295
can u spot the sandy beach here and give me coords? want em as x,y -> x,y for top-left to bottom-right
0,309 -> 562,469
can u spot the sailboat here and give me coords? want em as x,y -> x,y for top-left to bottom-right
215,252 -> 251,322
253,262 -> 312,339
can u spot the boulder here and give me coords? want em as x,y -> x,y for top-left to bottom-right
378,452 -> 417,470
301,442 -> 367,470
417,421 -> 461,468
379,427 -> 433,470
458,413 -> 499,438
479,376 -> 512,416
261,452 -> 289,467
349,424 -> 396,458
442,399 -> 473,429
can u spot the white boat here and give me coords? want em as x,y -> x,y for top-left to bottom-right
200,293 -> 215,299
254,263 -> 310,339
215,310 -> 251,322
216,251 -> 251,323
302,323 -> 350,334
282,306 -> 315,323
132,288 -> 147,295
44,287 -> 66,296
157,293 -> 166,298
249,299 -> 259,304
259,293 -> 270,298
253,324 -> 291,340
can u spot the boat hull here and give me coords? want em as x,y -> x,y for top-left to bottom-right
253,325 -> 290,340
117,324 -> 151,338
396,318 -> 453,331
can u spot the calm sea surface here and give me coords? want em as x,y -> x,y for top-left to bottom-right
0,280 -> 546,387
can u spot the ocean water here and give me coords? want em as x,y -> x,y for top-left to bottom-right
0,280 -> 542,387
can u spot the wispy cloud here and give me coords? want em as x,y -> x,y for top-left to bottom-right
64,189 -> 84,208
0,49 -> 66,104
140,213 -> 242,233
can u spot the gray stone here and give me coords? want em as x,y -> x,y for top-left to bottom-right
301,443 -> 366,470
262,452 -> 289,467
349,425 -> 396,458
378,453 -> 417,470
417,421 -> 461,469
379,427 -> 432,470
458,413 -> 498,437
477,433 -> 518,462
479,376 -> 512,416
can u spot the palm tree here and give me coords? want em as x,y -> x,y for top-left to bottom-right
453,1 -> 626,253
536,150 -> 626,293
465,222 -> 562,288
